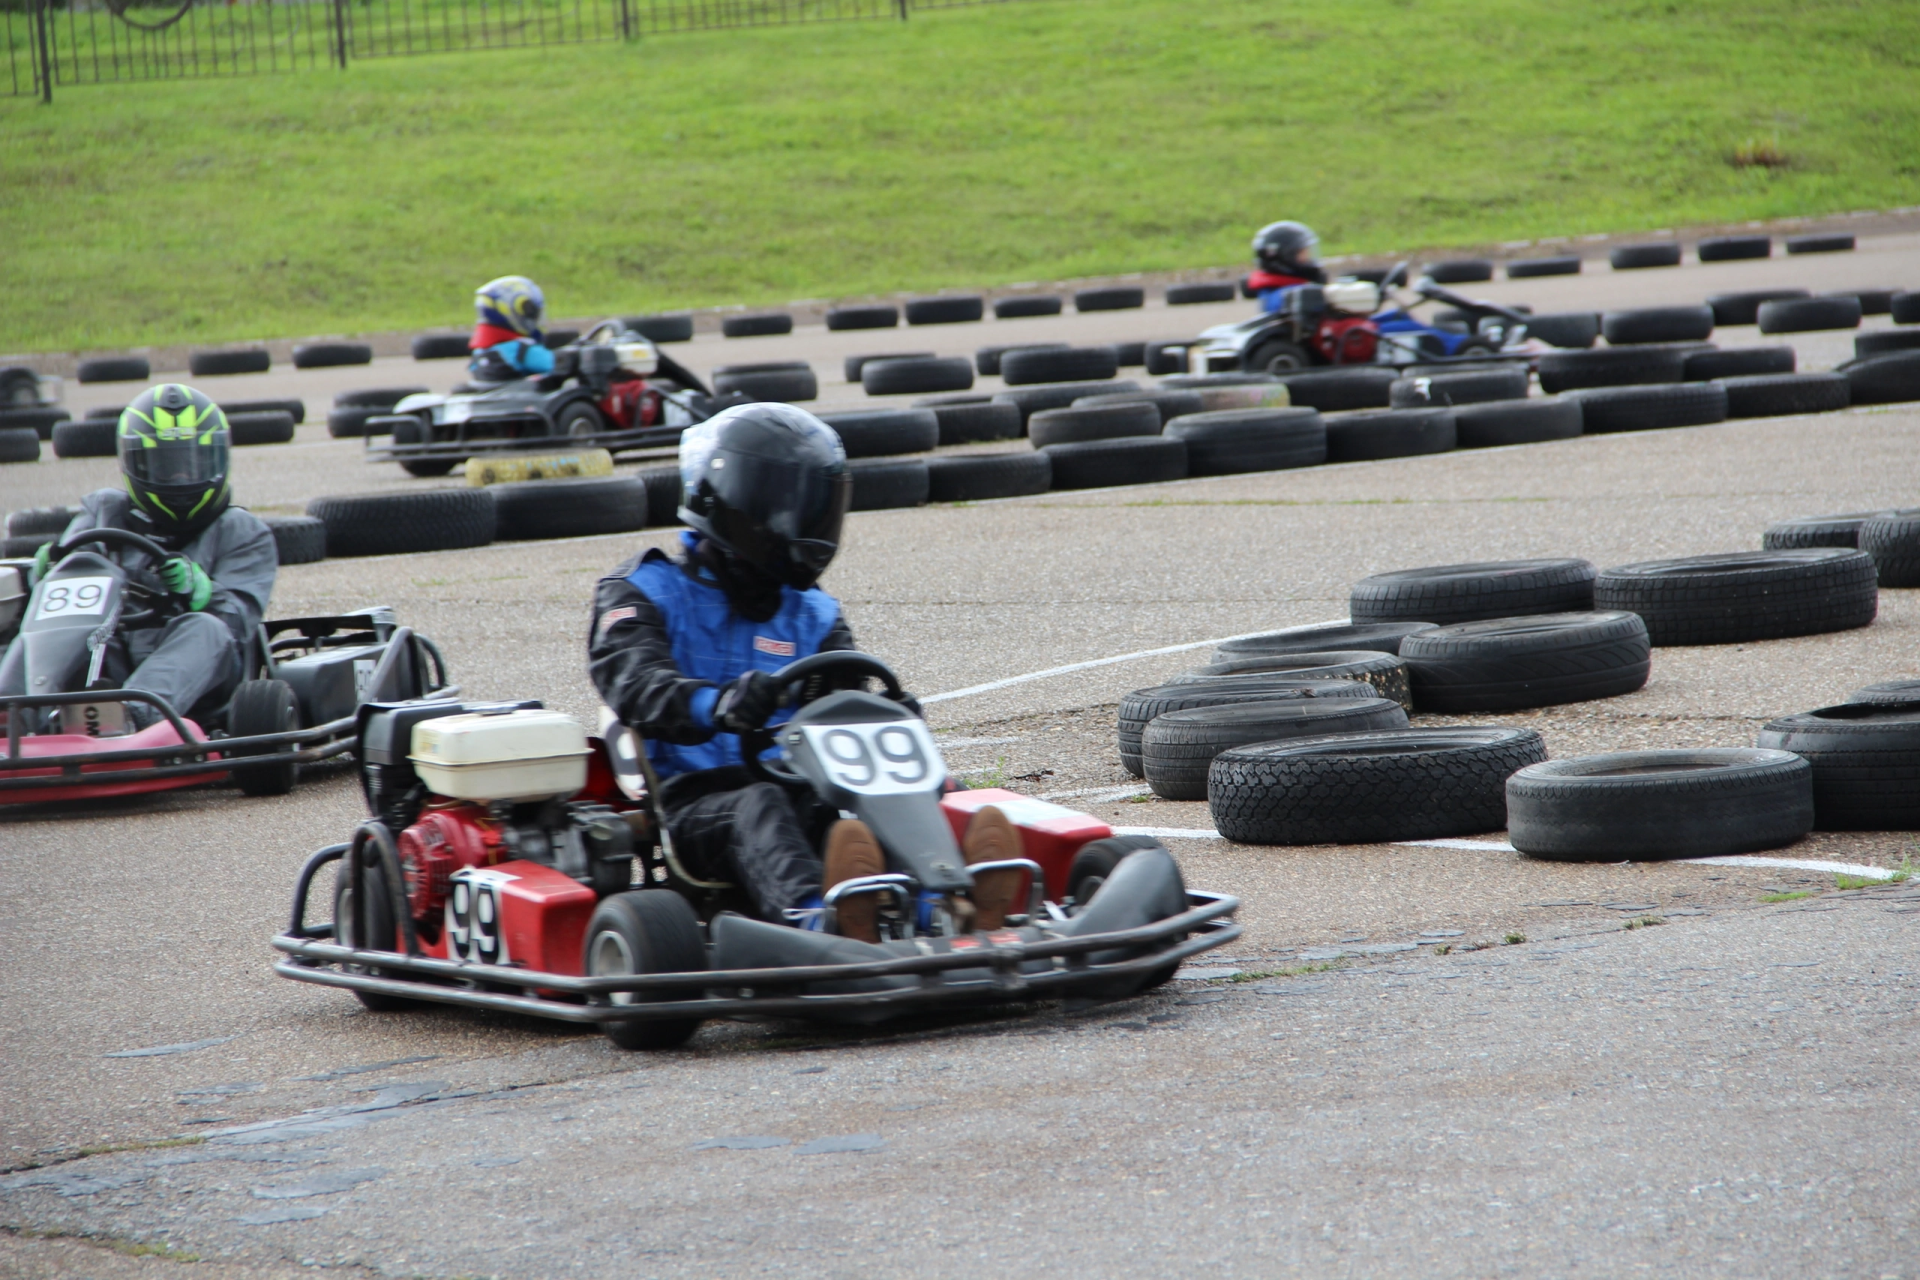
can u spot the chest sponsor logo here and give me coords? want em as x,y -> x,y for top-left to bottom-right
753,636 -> 796,657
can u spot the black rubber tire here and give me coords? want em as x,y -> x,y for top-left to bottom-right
1074,287 -> 1144,312
1609,243 -> 1682,270
227,678 -> 300,796
1065,834 -> 1165,906
1215,621 -> 1436,661
1274,366 -> 1397,411
262,514 -> 327,565
639,467 -> 684,527
1451,397 -> 1583,448
1847,680 -> 1920,706
1719,373 -> 1850,418
1856,331 -> 1920,360
1505,256 -> 1582,279
333,858 -> 417,1011
1523,312 -> 1600,349
51,418 -> 118,458
1830,289 -> 1894,317
992,381 -> 1141,430
1170,649 -> 1411,710
925,400 -> 1020,445
1536,345 -> 1692,393
1602,305 -> 1715,345
0,407 -> 70,439
76,356 -> 150,383
1786,233 -> 1855,255
1507,749 -> 1812,859
1761,510 -> 1895,551
292,342 -> 372,369
1116,678 -> 1371,776
335,386 -> 428,410
1041,436 -> 1186,490
491,476 -> 648,540
904,296 -> 984,325
411,333 -> 472,360
1143,342 -> 1191,376
721,313 -> 792,338
1758,704 -> 1920,831
585,890 -> 707,1050
221,397 -> 306,424
863,357 -> 974,397
1027,401 -> 1161,448
1400,611 -> 1650,712
307,488 -> 497,557
1210,727 -> 1547,845
189,348 -> 270,376
1000,346 -> 1120,386
1846,352 -> 1920,405
1683,346 -> 1795,381
1569,382 -> 1729,433
1891,292 -> 1920,325
993,296 -> 1063,319
1697,235 -> 1772,262
1,534 -> 52,556
1162,407 -> 1326,475
846,351 -> 933,382
826,305 -> 899,331
1351,558 -> 1597,626
817,408 -> 939,458
926,451 -> 1052,503
0,428 -> 39,463
1388,366 -> 1528,408
1758,297 -> 1862,334
1594,549 -> 1879,645
624,314 -> 696,343
1708,289 -> 1810,327
1075,389 -> 1205,426
1166,283 -> 1236,305
975,343 -> 1068,377
228,410 -> 296,446
327,406 -> 389,438
4,505 -> 81,537
1425,260 -> 1494,284
1859,511 -> 1920,586
713,362 -> 818,403
1323,407 -> 1456,461
1142,697 -> 1409,800
848,458 -> 929,511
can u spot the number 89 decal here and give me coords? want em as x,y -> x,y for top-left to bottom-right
798,720 -> 947,796
446,867 -> 515,964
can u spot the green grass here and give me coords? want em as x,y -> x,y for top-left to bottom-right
1762,890 -> 1815,903
4,0 -> 1920,351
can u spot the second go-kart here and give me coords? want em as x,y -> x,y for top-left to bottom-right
273,651 -> 1239,1048
0,527 -> 455,804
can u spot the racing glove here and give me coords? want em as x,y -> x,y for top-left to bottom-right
159,555 -> 214,612
29,541 -> 52,586
712,669 -> 782,735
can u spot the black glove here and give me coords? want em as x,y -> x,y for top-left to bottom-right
712,670 -> 782,735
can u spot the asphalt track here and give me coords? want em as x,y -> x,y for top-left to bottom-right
4,233 -> 1920,1277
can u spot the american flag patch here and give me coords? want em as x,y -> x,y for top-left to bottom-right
753,636 -> 797,657
597,605 -> 637,637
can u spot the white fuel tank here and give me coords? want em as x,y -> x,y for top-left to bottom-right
409,708 -> 590,802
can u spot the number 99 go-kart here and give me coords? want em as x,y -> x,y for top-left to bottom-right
273,652 -> 1240,1049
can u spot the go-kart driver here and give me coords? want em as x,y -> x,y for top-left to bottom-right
0,384 -> 277,732
1248,220 -> 1328,313
588,403 -> 1021,943
469,275 -> 557,382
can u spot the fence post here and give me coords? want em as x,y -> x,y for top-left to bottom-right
32,0 -> 53,103
330,0 -> 349,68
619,0 -> 632,40
896,0 -> 906,18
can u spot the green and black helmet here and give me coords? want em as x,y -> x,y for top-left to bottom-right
118,384 -> 232,538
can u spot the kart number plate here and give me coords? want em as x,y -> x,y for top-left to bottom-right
798,721 -> 946,796
34,577 -> 114,621
58,701 -> 127,738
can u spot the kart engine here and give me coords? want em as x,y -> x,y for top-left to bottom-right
396,800 -> 634,922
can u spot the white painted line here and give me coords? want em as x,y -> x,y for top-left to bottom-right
1685,854 -> 1904,881
1113,826 -> 1222,840
932,736 -> 1023,749
1037,784 -> 1151,803
1394,838 -> 1515,851
921,629 -> 1310,705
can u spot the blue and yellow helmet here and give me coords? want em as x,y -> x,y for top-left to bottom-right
118,384 -> 231,538
475,275 -> 546,339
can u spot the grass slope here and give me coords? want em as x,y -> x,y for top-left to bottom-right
3,0 -> 1919,352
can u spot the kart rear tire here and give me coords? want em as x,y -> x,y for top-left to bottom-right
1350,558 -> 1597,626
1000,346 -> 1121,386
556,400 -> 608,438
586,890 -> 706,1050
1066,835 -> 1164,906
992,295 -> 1062,319
862,356 -> 974,397
925,451 -> 1051,503
1683,346 -> 1795,381
1243,339 -> 1312,376
189,348 -> 271,376
333,858 -> 417,1012
491,476 -> 648,540
262,514 -> 328,565
228,678 -> 300,796
307,488 -> 496,557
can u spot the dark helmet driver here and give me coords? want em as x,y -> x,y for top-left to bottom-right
678,402 -> 852,596
118,383 -> 233,539
1252,220 -> 1325,281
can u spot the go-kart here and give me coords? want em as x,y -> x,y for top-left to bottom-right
1190,262 -> 1536,375
272,651 -> 1239,1048
367,319 -> 745,478
0,528 -> 456,804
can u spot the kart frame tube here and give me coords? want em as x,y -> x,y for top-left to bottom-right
364,419 -> 688,465
274,837 -> 1241,1023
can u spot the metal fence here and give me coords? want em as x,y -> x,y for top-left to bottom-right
3,0 -> 1007,99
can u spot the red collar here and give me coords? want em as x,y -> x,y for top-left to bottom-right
1248,270 -> 1310,291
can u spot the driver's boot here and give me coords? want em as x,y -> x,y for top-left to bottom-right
961,806 -> 1024,932
822,819 -> 886,944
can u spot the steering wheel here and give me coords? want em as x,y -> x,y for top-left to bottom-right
739,650 -> 910,786
50,527 -> 182,627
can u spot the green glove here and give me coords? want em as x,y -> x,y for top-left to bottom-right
159,555 -> 214,612
29,541 -> 52,585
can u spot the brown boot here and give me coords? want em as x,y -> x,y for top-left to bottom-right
962,805 -> 1025,932
822,819 -> 886,944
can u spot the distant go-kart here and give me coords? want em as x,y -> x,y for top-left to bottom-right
273,651 -> 1239,1048
1191,262 -> 1536,375
367,319 -> 747,477
0,527 -> 455,804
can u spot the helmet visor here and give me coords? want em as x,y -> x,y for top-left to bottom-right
120,433 -> 229,487
697,447 -> 850,585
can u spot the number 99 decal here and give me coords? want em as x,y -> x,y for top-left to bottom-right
799,721 -> 946,796
446,868 -> 514,964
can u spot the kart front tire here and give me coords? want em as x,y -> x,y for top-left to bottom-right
1066,835 -> 1165,908
557,401 -> 606,439
333,859 -> 418,1012
586,891 -> 706,1051
1243,340 -> 1311,375
228,678 -> 300,796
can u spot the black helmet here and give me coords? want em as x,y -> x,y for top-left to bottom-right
117,383 -> 231,538
679,403 -> 851,590
1253,220 -> 1320,274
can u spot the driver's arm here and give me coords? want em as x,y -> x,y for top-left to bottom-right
196,514 -> 278,644
589,571 -> 721,746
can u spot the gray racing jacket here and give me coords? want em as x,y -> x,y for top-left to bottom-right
62,489 -> 278,645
